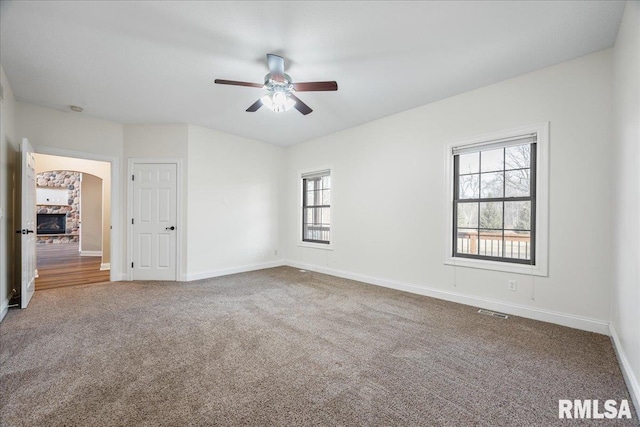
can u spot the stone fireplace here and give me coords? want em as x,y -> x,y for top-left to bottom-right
36,170 -> 80,244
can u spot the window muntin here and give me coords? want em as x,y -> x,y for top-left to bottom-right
302,171 -> 331,244
453,137 -> 536,264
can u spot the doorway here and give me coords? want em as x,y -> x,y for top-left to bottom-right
33,154 -> 112,290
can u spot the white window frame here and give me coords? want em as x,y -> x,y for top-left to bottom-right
298,167 -> 333,250
444,123 -> 549,276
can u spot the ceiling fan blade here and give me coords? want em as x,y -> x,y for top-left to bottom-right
292,81 -> 338,92
267,54 -> 285,82
246,99 -> 263,112
289,94 -> 313,115
214,79 -> 263,88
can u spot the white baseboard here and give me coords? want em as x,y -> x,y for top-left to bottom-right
610,324 -> 640,416
81,251 -> 102,257
182,260 -> 285,282
100,263 -> 110,271
0,298 -> 8,322
285,260 -> 610,335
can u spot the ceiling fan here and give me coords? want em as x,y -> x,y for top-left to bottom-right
214,54 -> 338,115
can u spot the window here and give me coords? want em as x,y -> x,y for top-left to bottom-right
302,170 -> 331,244
446,123 -> 548,276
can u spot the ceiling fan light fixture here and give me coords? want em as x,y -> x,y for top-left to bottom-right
261,92 -> 296,113
272,92 -> 287,108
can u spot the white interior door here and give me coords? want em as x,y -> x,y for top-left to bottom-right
19,138 -> 36,308
132,163 -> 177,280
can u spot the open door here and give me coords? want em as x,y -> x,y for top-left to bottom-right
17,138 -> 36,308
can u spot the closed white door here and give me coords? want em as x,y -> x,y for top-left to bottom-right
131,163 -> 177,280
19,138 -> 36,308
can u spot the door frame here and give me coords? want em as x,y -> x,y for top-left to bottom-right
127,158 -> 182,281
33,145 -> 121,281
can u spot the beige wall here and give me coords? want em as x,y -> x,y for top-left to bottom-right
186,125 -> 283,279
80,174 -> 103,253
34,153 -> 111,266
0,65 -> 18,317
611,0 -> 640,411
16,103 -> 123,158
283,49 -> 613,332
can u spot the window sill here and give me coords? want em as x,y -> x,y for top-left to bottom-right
298,241 -> 333,251
444,257 -> 547,276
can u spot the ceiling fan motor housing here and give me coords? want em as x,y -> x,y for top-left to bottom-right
264,73 -> 294,95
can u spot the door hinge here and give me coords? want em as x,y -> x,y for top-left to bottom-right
131,262 -> 134,268
131,218 -> 134,225
132,174 -> 135,181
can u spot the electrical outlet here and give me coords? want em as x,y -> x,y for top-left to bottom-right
508,280 -> 517,291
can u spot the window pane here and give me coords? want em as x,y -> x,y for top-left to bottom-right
504,201 -> 531,230
305,179 -> 316,191
505,169 -> 530,197
304,224 -> 330,242
458,152 -> 479,175
504,230 -> 531,260
456,229 -> 478,255
322,176 -> 331,189
320,207 -> 331,224
305,191 -> 315,204
322,189 -> 331,205
303,207 -> 330,241
505,144 -> 530,170
304,224 -> 318,241
457,202 -> 478,228
459,174 -> 479,199
481,148 -> 503,173
479,202 -> 503,229
304,208 -> 314,224
480,172 -> 503,198
479,230 -> 503,257
304,207 -> 324,225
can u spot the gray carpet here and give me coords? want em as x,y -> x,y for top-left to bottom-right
0,266 -> 636,426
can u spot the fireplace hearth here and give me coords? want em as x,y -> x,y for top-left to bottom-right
37,213 -> 67,235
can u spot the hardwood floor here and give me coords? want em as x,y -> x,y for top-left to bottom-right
36,242 -> 110,291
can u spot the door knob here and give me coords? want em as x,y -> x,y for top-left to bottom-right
165,226 -> 175,231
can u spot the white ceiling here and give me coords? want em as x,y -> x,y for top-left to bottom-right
0,1 -> 625,146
